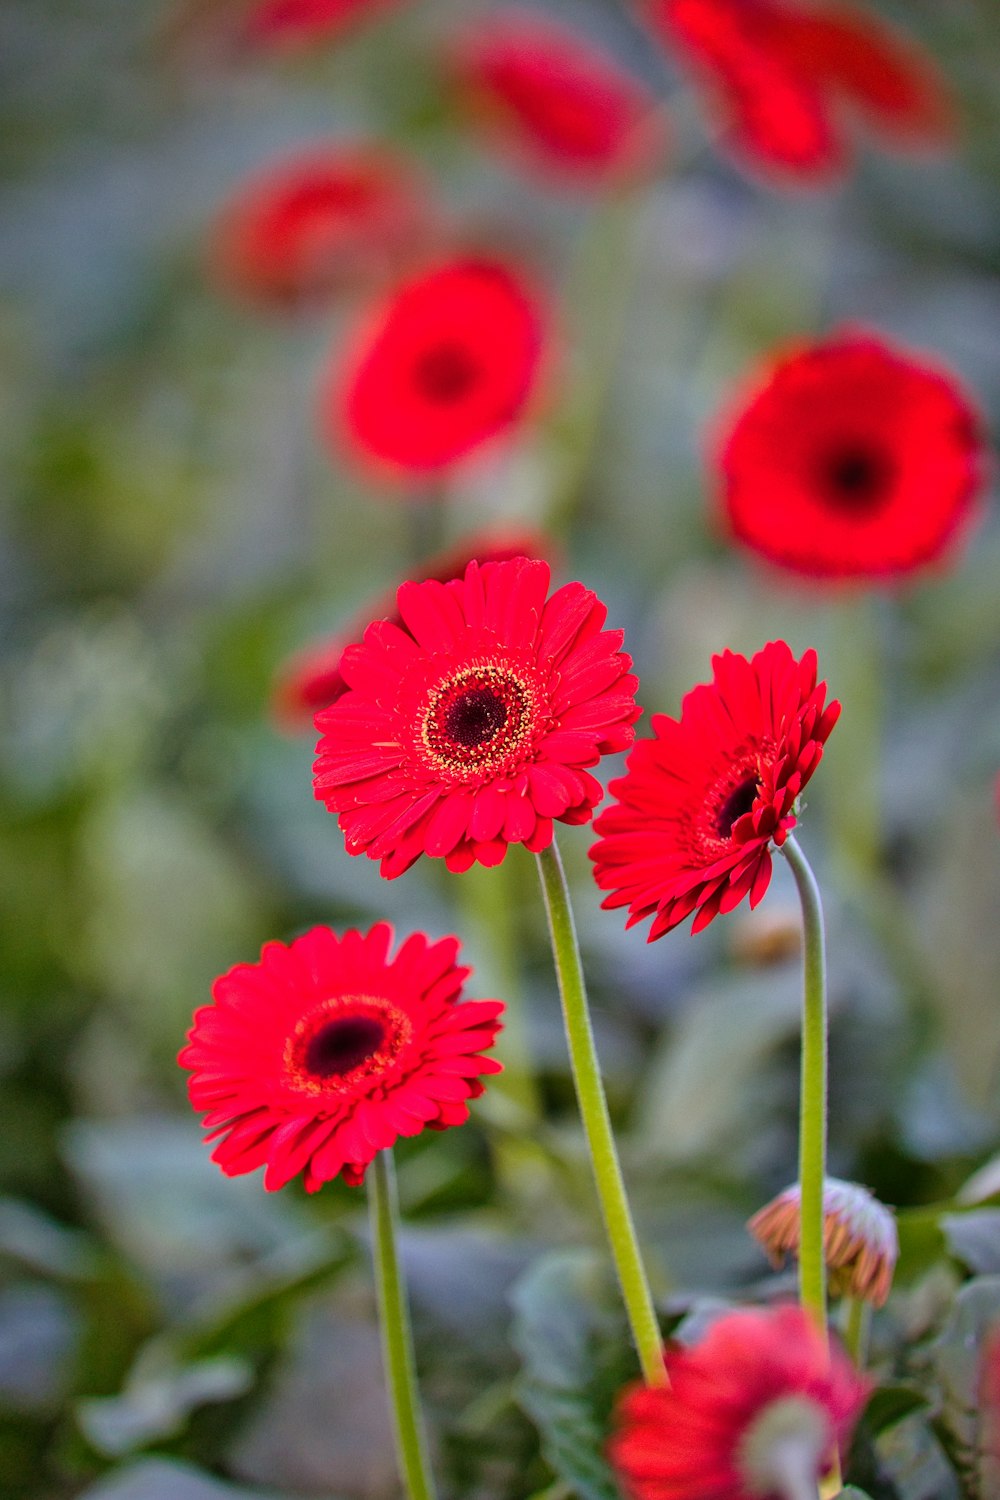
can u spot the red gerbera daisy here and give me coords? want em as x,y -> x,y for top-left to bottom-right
609,1305 -> 869,1500
180,923 -> 503,1191
242,0 -> 400,51
313,556 -> 640,878
273,526 -> 554,732
211,144 -> 432,309
590,641 -> 839,938
324,256 -> 548,479
640,0 -> 951,184
450,9 -> 667,188
716,333 -> 987,581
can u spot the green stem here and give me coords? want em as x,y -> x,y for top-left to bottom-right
369,1149 -> 438,1500
535,839 -> 664,1386
841,1295 -> 871,1370
780,834 -> 830,1337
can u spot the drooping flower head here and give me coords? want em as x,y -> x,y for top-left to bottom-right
639,0 -> 952,185
450,9 -> 668,188
323,256 -> 549,480
273,526 -> 554,732
749,1178 -> 899,1307
609,1305 -> 869,1500
590,641 -> 839,938
716,333 -> 987,581
242,0 -> 401,51
211,144 -> 433,309
313,557 -> 640,877
180,923 -> 503,1191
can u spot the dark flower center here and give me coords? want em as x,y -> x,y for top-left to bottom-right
818,441 -> 895,515
445,688 -> 508,749
413,343 -> 481,403
717,776 -> 758,837
304,1015 -> 386,1078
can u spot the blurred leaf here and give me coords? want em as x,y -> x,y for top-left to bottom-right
863,1385 -> 929,1437
941,1211 -> 1000,1275
894,1206 -> 948,1285
875,1414 -> 961,1500
510,1250 -> 630,1500
957,1153 -> 1000,1206
77,1353 -> 253,1457
76,1456 -> 293,1500
931,1274 -> 1000,1496
0,1282 -> 78,1414
0,1196 -> 97,1280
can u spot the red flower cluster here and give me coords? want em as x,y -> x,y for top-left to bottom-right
211,144 -> 432,309
181,923 -> 503,1191
717,333 -> 986,581
450,9 -> 667,188
273,527 -> 554,732
313,556 -> 640,877
609,1306 -> 869,1500
242,0 -> 400,51
591,641 -> 839,938
324,256 -> 548,479
641,0 -> 951,183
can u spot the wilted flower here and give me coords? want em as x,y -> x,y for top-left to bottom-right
748,1178 -> 899,1307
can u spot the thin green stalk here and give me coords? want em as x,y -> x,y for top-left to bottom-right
841,1295 -> 871,1370
369,1149 -> 438,1500
780,835 -> 830,1335
535,838 -> 664,1386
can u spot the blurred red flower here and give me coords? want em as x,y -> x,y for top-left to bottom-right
242,0 -> 401,51
181,923 -> 503,1191
717,333 -> 987,581
609,1305 -> 869,1500
450,9 -> 667,188
324,256 -> 549,478
313,556 -> 640,877
640,0 -> 952,184
981,1326 -> 1000,1465
591,641 -> 839,938
211,144 -> 433,309
273,526 -> 555,732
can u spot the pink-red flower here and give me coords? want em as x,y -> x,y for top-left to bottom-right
609,1305 -> 869,1500
323,256 -> 549,479
716,332 -> 987,581
640,0 -> 952,185
590,641 -> 839,938
210,144 -> 433,309
180,923 -> 503,1191
313,556 -> 640,877
450,9 -> 667,188
981,1326 -> 1000,1466
273,526 -> 554,733
242,0 -> 401,51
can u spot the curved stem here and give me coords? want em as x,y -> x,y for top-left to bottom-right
369,1149 -> 438,1500
535,839 -> 665,1386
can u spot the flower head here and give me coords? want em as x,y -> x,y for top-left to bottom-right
749,1178 -> 899,1307
640,0 -> 951,185
716,333 -> 987,581
324,256 -> 548,479
273,527 -> 554,732
211,144 -> 432,309
180,923 -> 503,1191
450,9 -> 667,188
242,0 -> 400,51
590,641 -> 839,938
313,556 -> 640,877
609,1305 -> 869,1500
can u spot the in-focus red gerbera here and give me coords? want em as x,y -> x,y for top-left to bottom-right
211,144 -> 432,309
590,641 -> 839,938
450,9 -> 667,188
180,923 -> 503,1191
242,0 -> 400,51
273,527 -> 554,732
313,556 -> 640,877
609,1305 -> 869,1500
716,332 -> 987,581
640,0 -> 951,184
324,256 -> 548,479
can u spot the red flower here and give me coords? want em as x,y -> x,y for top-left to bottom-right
180,923 -> 503,1191
640,0 -> 951,184
242,0 -> 400,51
716,333 -> 987,581
590,641 -> 839,938
609,1305 -> 869,1500
273,526 -> 554,733
981,1327 -> 1000,1465
450,9 -> 667,188
313,556 -> 640,878
324,256 -> 548,479
211,144 -> 432,309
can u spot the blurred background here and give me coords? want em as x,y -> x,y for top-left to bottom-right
2,1 -> 1000,1497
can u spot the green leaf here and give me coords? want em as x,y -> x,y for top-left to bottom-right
834,1489 -> 876,1499
75,1456 -> 298,1500
941,1210 -> 1000,1275
511,1250 -> 633,1500
932,1274 -> 1000,1496
863,1383 -> 929,1436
